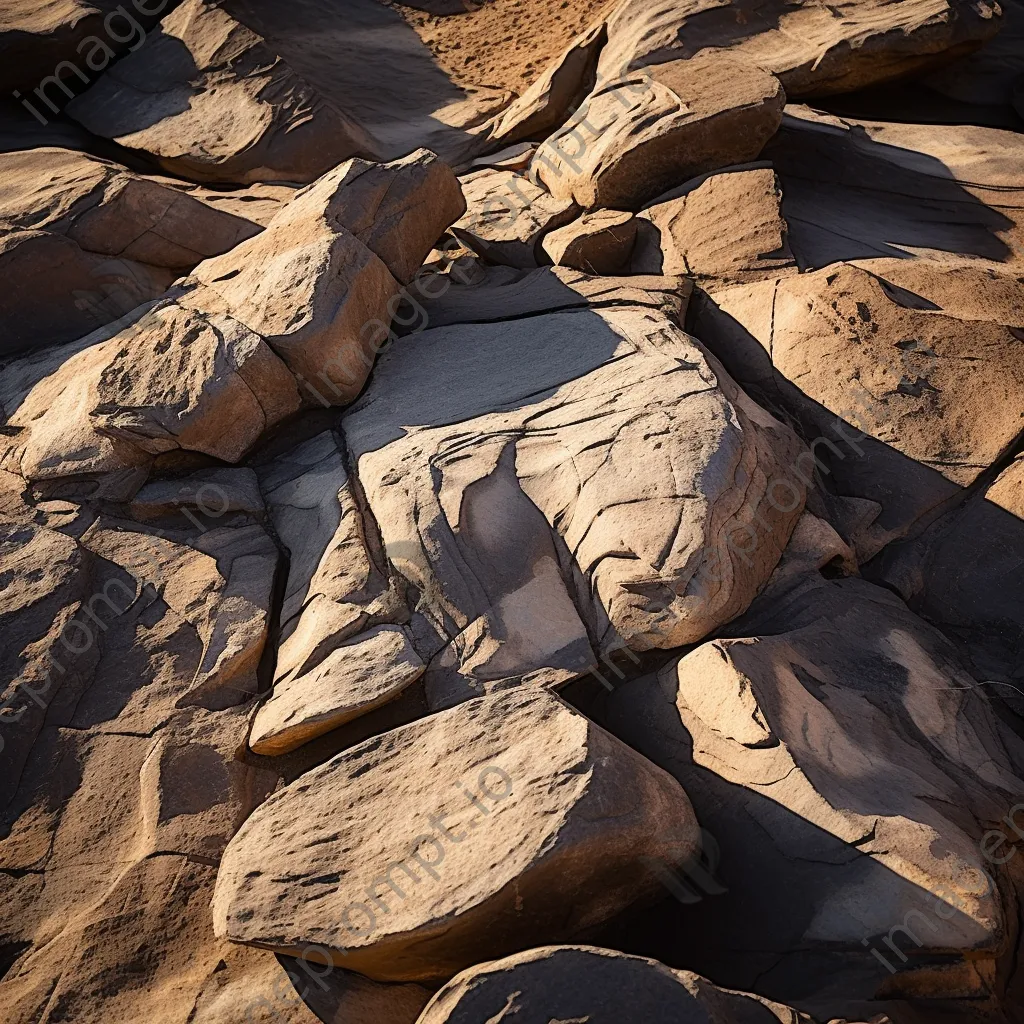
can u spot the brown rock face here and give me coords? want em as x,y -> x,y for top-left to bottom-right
419,945 -> 817,1023
542,208 -> 638,274
532,53 -> 785,210
213,688 -> 700,982
66,0 -> 382,184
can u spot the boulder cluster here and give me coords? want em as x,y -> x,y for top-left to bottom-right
1,1 -> 1023,1023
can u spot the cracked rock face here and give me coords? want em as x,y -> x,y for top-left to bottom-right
418,945 -> 817,1024
532,53 -> 785,211
605,573 -> 1024,1018
213,688 -> 700,982
342,304 -> 807,709
66,0 -> 381,185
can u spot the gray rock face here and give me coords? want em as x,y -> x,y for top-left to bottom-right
342,305 -> 807,710
418,945 -> 818,1024
605,573 -> 1024,1019
66,0 -> 382,184
532,53 -> 785,210
213,688 -> 700,982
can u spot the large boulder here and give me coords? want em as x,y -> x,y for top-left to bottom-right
418,945 -> 818,1024
341,305 -> 807,710
0,147 -> 263,355
532,53 -> 785,210
605,573 -> 1024,1019
598,0 -> 1003,95
213,688 -> 700,982
66,0 -> 381,184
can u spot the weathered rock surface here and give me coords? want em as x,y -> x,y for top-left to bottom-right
452,167 -> 579,268
418,945 -> 817,1023
532,53 -> 785,210
214,688 -> 700,982
0,479 -> 281,1023
342,305 -> 807,709
694,256 -> 1024,540
605,572 -> 1024,1019
0,147 -> 263,354
598,0 -> 1004,95
632,165 -> 796,285
542,208 -> 638,274
66,0 -> 381,184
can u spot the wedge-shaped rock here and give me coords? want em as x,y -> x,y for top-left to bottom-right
532,53 -> 784,210
542,209 -> 638,275
314,149 -> 465,284
451,168 -> 578,269
343,306 -> 806,709
0,302 -> 302,500
598,0 -> 1003,95
632,165 -> 796,285
0,147 -> 263,355
66,0 -> 380,184
606,574 -> 1024,1016
419,946 -> 816,1024
487,22 -> 607,148
250,625 -> 425,755
214,688 -> 699,982
695,257 -> 1024,538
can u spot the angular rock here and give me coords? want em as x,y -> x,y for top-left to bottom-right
250,625 -> 425,756
598,0 -> 1003,95
766,106 -> 1024,271
542,208 -> 638,275
605,573 -> 1024,1018
0,301 -> 302,501
0,147 -> 264,354
694,257 -> 1024,539
486,22 -> 606,148
130,467 -> 265,522
343,305 -> 806,709
66,0 -> 381,184
532,53 -> 785,210
632,165 -> 797,285
418,945 -> 817,1024
451,168 -> 579,269
409,265 -> 691,328
213,688 -> 700,982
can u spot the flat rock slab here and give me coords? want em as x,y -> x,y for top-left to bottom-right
452,167 -> 579,268
214,688 -> 699,982
66,0 -> 381,184
598,0 -> 1003,96
419,945 -> 816,1024
342,305 -> 806,709
532,52 -> 785,210
250,625 -> 425,756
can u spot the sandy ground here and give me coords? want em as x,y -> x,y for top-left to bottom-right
390,0 -> 619,95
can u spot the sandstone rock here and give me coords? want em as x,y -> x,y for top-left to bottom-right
409,265 -> 691,328
250,625 -> 425,755
130,468 -> 265,522
418,945 -> 816,1023
0,301 -> 302,501
598,0 -> 1003,95
605,573 -> 1024,1018
632,165 -> 796,285
693,257 -> 1024,539
468,142 -> 537,173
766,107 -> 1024,270
66,0 -> 381,184
343,305 -> 806,709
213,688 -> 700,982
451,167 -> 579,269
0,146 -> 266,355
542,208 -> 638,274
532,53 -> 785,210
487,22 -> 606,147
